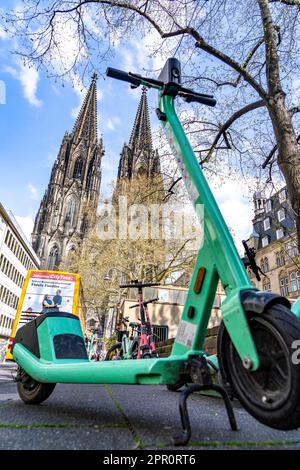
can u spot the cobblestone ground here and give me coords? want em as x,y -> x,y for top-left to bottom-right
0,363 -> 300,450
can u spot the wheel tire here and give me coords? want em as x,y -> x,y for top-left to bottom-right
105,343 -> 122,361
218,304 -> 300,430
17,377 -> 56,405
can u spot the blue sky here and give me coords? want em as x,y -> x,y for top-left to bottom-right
0,2 -> 161,239
0,1 -> 255,250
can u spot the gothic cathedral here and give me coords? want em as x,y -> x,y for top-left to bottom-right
31,74 -> 104,269
32,79 -> 162,270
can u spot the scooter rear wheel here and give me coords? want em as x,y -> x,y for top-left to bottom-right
17,372 -> 56,405
218,304 -> 300,430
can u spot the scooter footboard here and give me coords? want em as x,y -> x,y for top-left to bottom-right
12,311 -> 186,385
13,343 -> 185,385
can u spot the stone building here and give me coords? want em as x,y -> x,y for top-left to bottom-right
246,187 -> 299,298
31,74 -> 104,269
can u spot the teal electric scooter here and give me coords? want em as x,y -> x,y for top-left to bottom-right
12,58 -> 300,445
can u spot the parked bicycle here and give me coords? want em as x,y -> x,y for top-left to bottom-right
120,280 -> 160,359
105,316 -> 140,360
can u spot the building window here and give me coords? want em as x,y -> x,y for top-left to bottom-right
289,271 -> 300,292
285,241 -> 299,259
279,189 -> 287,203
277,209 -> 285,222
65,199 -> 77,228
48,245 -> 59,270
261,257 -> 269,273
265,200 -> 272,213
276,229 -> 284,239
263,218 -> 271,231
279,276 -> 289,296
73,158 -> 83,179
263,282 -> 271,292
262,236 -> 269,247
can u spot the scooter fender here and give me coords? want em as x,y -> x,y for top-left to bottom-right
240,289 -> 291,314
221,287 -> 291,371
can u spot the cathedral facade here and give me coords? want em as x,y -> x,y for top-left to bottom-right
32,80 -> 163,271
32,74 -> 104,269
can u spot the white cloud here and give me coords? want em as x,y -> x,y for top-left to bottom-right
4,60 -> 42,107
27,183 -> 39,200
15,215 -> 34,242
211,178 -> 254,254
105,116 -> 121,131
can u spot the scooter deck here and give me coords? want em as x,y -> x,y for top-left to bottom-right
13,342 -> 187,385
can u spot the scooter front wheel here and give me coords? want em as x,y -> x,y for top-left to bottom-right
17,370 -> 56,405
218,304 -> 300,430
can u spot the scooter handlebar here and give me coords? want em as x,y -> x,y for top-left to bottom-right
106,67 -> 141,87
107,65 -> 216,107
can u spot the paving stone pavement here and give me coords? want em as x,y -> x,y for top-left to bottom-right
0,364 -> 300,450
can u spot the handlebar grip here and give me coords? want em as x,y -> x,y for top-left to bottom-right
106,67 -> 141,87
129,303 -> 139,309
182,93 -> 216,107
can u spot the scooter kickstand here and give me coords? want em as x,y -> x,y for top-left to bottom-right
172,383 -> 238,446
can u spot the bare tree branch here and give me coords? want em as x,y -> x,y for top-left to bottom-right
202,99 -> 265,164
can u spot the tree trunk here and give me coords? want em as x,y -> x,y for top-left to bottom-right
258,0 -> 300,246
267,96 -> 300,247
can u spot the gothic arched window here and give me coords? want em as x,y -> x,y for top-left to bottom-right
65,199 -> 77,228
48,245 -> 59,270
87,155 -> 96,192
261,257 -> 269,273
73,158 -> 83,179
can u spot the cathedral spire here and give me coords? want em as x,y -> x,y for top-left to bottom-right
129,87 -> 153,154
116,87 -> 161,184
72,73 -> 98,145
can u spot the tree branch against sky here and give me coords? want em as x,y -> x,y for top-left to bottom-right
2,0 -> 300,243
